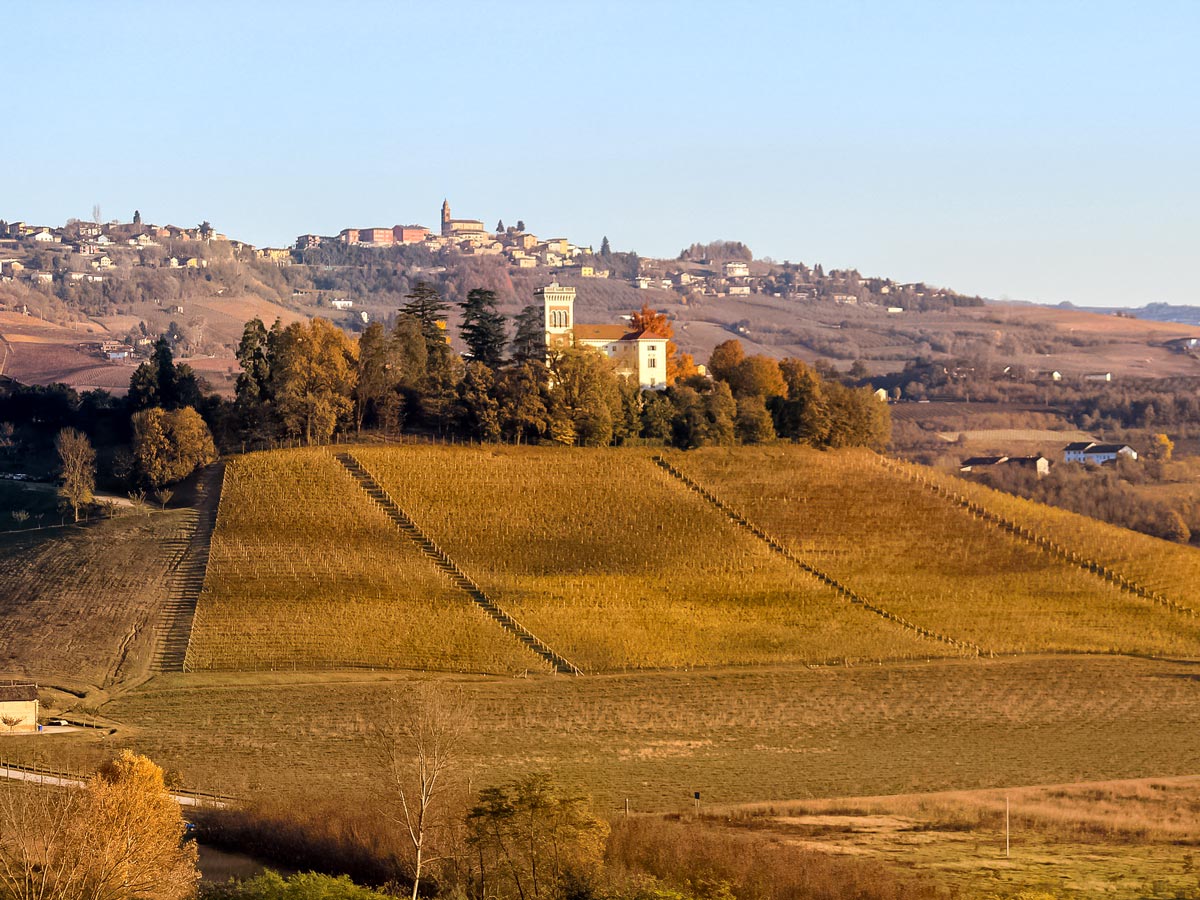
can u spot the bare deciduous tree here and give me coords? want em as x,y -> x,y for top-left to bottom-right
55,428 -> 95,523
374,682 -> 471,900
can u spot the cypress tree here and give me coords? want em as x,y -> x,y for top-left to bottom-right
459,289 -> 508,368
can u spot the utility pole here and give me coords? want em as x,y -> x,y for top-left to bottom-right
1005,795 -> 1010,858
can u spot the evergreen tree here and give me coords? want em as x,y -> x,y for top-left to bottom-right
600,236 -> 611,258
640,391 -> 674,442
668,381 -> 736,449
548,348 -> 620,447
400,281 -> 450,357
495,219 -> 505,233
128,337 -> 199,412
354,321 -> 402,431
771,358 -> 831,445
516,220 -> 526,232
511,305 -> 546,365
420,343 -> 463,434
235,318 -> 273,405
459,288 -> 508,368
823,383 -> 891,450
456,362 -> 501,442
133,209 -> 142,226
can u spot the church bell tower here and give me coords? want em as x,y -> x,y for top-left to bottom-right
536,281 -> 576,351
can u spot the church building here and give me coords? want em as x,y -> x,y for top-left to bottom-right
440,199 -> 486,238
536,282 -> 669,389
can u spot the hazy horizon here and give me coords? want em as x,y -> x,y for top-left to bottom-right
6,1 -> 1197,308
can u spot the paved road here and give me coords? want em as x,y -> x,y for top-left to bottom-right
0,765 -> 228,807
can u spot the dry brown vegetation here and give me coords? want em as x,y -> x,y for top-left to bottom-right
0,510 -> 196,687
709,775 -> 1200,898
9,656 -> 1199,813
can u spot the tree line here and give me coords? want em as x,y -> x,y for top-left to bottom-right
0,335 -> 218,522
1,281 -> 889,524
223,282 -> 889,452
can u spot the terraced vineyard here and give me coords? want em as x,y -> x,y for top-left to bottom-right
185,450 -> 541,674
668,446 -> 1200,657
351,445 -> 938,671
0,511 -> 196,687
915,462 -> 1200,608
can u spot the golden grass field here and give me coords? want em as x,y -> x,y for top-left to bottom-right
918,461 -> 1200,607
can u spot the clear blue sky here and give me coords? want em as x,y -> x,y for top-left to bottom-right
6,1 -> 1197,307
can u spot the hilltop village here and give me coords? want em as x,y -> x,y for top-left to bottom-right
0,200 -> 985,318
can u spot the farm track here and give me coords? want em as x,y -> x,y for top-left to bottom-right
878,456 -> 1199,620
651,455 -> 987,656
154,463 -> 225,674
333,451 -> 583,675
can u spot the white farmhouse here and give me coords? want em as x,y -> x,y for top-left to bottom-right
1063,442 -> 1138,464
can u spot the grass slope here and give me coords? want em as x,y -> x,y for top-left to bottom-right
13,656 -> 1200,814
919,461 -> 1200,608
0,511 -> 194,687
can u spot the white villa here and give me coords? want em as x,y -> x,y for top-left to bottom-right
537,282 -> 669,389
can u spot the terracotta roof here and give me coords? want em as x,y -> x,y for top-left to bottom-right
0,684 -> 37,702
574,324 -> 629,341
621,329 -> 668,342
